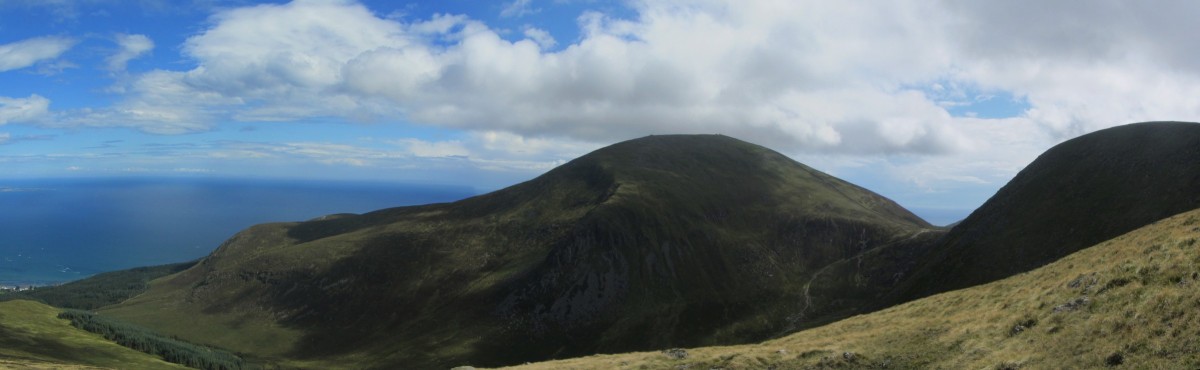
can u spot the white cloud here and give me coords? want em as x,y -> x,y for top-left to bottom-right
0,95 -> 51,125
471,130 -> 597,159
332,1 -> 972,154
939,0 -> 1200,139
108,0 -> 970,154
83,0 -> 412,133
0,132 -> 9,144
107,34 -> 155,71
0,36 -> 75,72
52,0 -> 1200,205
523,27 -> 556,49
201,133 -> 587,177
500,0 -> 536,18
390,138 -> 470,158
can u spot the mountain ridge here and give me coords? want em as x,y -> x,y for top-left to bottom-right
898,121 -> 1200,301
100,134 -> 936,368
9,122 -> 1200,368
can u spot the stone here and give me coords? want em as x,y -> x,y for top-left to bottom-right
663,348 -> 689,360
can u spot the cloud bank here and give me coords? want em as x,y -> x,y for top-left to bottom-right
11,0 -> 1200,208
79,0 -> 1197,153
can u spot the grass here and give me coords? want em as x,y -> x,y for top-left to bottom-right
502,207 -> 1200,369
1,261 -> 196,310
99,225 -> 310,366
59,310 -> 247,370
0,299 -> 187,370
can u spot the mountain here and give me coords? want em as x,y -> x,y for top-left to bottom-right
99,134 -> 935,368
0,300 -> 186,370
505,206 -> 1200,369
898,121 -> 1200,300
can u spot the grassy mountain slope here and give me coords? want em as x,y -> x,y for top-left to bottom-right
0,300 -> 186,370
505,207 -> 1200,369
0,262 -> 195,310
901,121 -> 1200,299
101,134 -> 935,368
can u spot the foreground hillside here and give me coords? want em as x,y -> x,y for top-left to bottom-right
101,135 -> 935,368
0,300 -> 185,370
506,207 -> 1200,369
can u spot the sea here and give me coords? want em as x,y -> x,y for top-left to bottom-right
0,177 -> 478,286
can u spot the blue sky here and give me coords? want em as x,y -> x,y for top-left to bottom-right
3,0 -> 1200,225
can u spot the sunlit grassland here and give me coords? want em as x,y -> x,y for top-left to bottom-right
0,300 -> 186,369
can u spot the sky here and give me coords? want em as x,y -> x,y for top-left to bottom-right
3,0 -> 1200,223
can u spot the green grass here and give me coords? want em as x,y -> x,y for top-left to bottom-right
0,299 -> 187,369
504,207 -> 1200,369
59,310 -> 247,370
1,261 -> 196,310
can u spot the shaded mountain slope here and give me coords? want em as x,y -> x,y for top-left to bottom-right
900,121 -> 1200,300
505,207 -> 1200,369
101,134 -> 935,368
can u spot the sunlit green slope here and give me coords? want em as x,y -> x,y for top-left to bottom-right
0,300 -> 186,370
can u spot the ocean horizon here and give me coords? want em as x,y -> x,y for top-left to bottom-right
0,177 -> 477,286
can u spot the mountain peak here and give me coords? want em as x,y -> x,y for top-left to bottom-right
546,134 -> 930,228
102,133 -> 934,368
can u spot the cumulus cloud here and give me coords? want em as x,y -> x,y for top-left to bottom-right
0,95 -> 51,125
86,0 -> 409,133
0,36 -> 75,72
64,0 -> 1200,199
105,0 -> 973,154
107,34 -> 154,71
